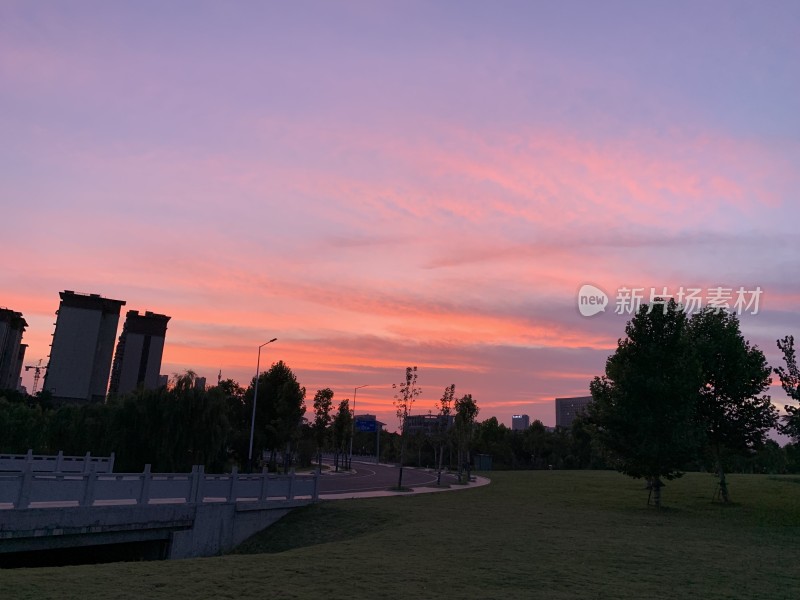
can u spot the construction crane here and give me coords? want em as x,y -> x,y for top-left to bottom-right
24,359 -> 47,395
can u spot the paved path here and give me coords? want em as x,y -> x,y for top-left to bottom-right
317,459 -> 489,499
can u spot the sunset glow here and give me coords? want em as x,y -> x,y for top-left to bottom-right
3,1 -> 799,428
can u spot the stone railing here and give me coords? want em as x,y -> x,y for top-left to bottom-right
0,450 -> 115,474
0,466 -> 318,510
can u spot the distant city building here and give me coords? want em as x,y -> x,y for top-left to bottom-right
44,291 -> 126,403
0,308 -> 27,391
511,414 -> 530,432
109,310 -> 170,396
194,376 -> 206,392
404,413 -> 454,435
158,374 -> 169,388
555,396 -> 593,428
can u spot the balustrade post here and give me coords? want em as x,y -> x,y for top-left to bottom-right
259,466 -> 268,500
82,471 -> 97,507
288,471 -> 295,500
139,464 -> 152,505
55,450 -> 64,472
16,462 -> 33,509
228,466 -> 238,501
83,451 -> 92,473
189,465 -> 205,504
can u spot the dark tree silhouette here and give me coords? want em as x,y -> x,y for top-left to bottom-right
588,299 -> 703,507
312,388 -> 334,472
454,393 -> 479,482
690,308 -> 776,502
775,336 -> 800,442
393,366 -> 421,489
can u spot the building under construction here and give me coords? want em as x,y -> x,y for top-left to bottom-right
0,308 -> 27,391
43,291 -> 126,403
109,310 -> 170,396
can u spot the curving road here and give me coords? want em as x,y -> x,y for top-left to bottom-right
317,460 -> 456,495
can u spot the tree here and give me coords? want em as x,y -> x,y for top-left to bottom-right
247,361 -> 306,472
180,380 -> 231,472
0,397 -> 47,453
588,299 -> 702,507
312,388 -> 334,472
393,366 -> 421,489
775,335 -> 800,442
435,384 -> 455,484
523,419 -> 550,469
689,308 -> 776,502
454,393 -> 479,482
217,378 -> 248,466
331,398 -> 352,472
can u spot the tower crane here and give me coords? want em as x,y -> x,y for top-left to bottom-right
24,359 -> 47,395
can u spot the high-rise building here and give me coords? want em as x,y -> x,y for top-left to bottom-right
555,396 -> 593,428
43,291 -> 126,403
109,310 -> 170,396
0,308 -> 27,391
511,414 -> 530,431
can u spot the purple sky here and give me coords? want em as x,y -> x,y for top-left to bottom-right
2,1 -> 799,431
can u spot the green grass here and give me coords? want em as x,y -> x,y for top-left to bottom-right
2,471 -> 800,599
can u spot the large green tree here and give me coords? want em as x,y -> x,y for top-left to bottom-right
588,299 -> 702,507
775,335 -> 800,442
689,308 -> 776,502
247,361 -> 306,472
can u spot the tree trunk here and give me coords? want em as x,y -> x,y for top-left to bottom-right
717,460 -> 730,503
651,477 -> 663,508
437,444 -> 443,485
397,438 -> 405,489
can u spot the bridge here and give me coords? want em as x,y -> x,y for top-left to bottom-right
0,449 -> 115,473
0,454 -> 318,562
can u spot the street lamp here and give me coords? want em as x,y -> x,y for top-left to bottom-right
248,338 -> 277,472
348,384 -> 369,470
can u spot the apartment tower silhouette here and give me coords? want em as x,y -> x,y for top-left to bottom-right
109,310 -> 170,395
0,308 -> 27,391
43,291 -> 126,403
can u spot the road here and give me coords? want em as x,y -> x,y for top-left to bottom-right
316,460 -> 456,495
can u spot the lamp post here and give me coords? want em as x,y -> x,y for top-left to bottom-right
248,338 -> 277,472
348,384 -> 369,470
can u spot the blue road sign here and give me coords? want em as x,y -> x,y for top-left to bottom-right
356,419 -> 377,432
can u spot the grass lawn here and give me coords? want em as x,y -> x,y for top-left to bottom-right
2,471 -> 799,599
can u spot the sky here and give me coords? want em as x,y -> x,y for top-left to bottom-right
2,1 -> 799,431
